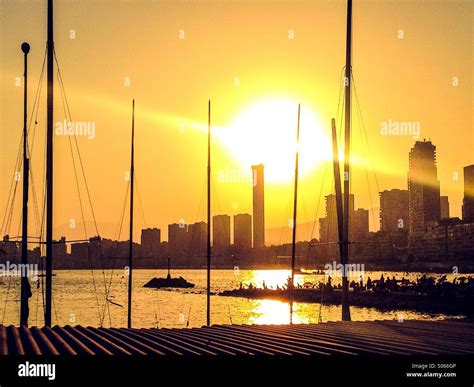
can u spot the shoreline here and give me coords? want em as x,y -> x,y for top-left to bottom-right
219,288 -> 474,317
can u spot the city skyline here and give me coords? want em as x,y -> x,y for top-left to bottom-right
1,0 -> 472,246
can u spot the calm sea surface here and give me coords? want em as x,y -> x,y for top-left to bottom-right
0,269 -> 468,328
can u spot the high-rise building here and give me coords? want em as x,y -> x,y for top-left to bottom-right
212,214 -> 230,251
463,165 -> 474,223
251,164 -> 265,248
408,140 -> 440,238
352,208 -> 369,241
379,189 -> 409,233
168,222 -> 187,257
141,228 -> 161,257
440,196 -> 450,219
234,213 -> 252,249
187,221 -> 207,256
53,237 -> 67,259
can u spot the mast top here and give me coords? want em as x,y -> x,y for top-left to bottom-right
21,42 -> 30,54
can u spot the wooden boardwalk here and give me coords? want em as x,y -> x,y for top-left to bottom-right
1,320 -> 473,355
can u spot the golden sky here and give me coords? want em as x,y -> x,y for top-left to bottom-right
0,0 -> 472,244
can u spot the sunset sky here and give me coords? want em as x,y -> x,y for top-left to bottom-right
0,0 -> 472,244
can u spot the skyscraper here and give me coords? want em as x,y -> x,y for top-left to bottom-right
233,213 -> 252,249
379,189 -> 409,233
440,196 -> 450,219
352,208 -> 369,241
187,221 -> 207,256
408,140 -> 441,238
463,165 -> 474,223
251,164 -> 265,248
168,222 -> 187,257
141,228 -> 161,257
212,214 -> 230,251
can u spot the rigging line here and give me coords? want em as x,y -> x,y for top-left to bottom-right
210,178 -> 235,323
183,175 -> 206,273
12,48 -> 46,254
274,193 -> 292,263
299,191 -> 312,268
306,162 -> 330,269
351,72 -> 381,191
351,72 -> 383,237
28,47 -> 47,154
336,65 -> 347,128
24,48 -> 46,237
54,52 -> 110,323
51,292 -> 59,326
39,129 -> 47,319
134,173 -> 161,326
27,156 -> 42,240
34,272 -> 40,326
178,175 -> 206,324
100,182 -> 129,327
1,222 -> 22,324
54,51 -> 108,269
4,179 -> 20,238
134,173 -> 147,228
350,74 -> 377,232
56,67 -> 102,325
358,117 -> 377,240
1,145 -> 22,236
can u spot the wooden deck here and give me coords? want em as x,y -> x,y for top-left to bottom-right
1,319 -> 473,355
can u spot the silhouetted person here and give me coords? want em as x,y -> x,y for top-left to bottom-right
367,276 -> 372,290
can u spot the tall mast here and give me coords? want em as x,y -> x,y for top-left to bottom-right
127,99 -> 135,329
206,99 -> 211,326
341,0 -> 352,321
45,0 -> 54,327
331,118 -> 345,274
20,42 -> 31,326
290,104 -> 301,288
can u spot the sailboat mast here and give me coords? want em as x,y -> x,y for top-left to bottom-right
20,42 -> 31,326
290,104 -> 301,288
331,119 -> 344,268
342,0 -> 352,321
206,99 -> 211,326
127,99 -> 135,329
45,0 -> 54,327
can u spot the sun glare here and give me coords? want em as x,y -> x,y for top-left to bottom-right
217,98 -> 331,183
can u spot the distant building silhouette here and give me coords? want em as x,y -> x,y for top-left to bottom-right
233,213 -> 252,250
251,164 -> 265,248
408,140 -> 441,242
212,215 -> 230,252
168,222 -> 187,258
422,218 -> 474,260
352,208 -> 369,241
440,196 -> 450,220
187,221 -> 207,259
379,189 -> 409,234
53,237 -> 67,259
463,165 -> 474,223
141,228 -> 161,257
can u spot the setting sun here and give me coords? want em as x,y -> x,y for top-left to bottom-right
216,98 -> 331,183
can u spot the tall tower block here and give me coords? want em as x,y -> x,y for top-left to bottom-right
251,164 -> 265,248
